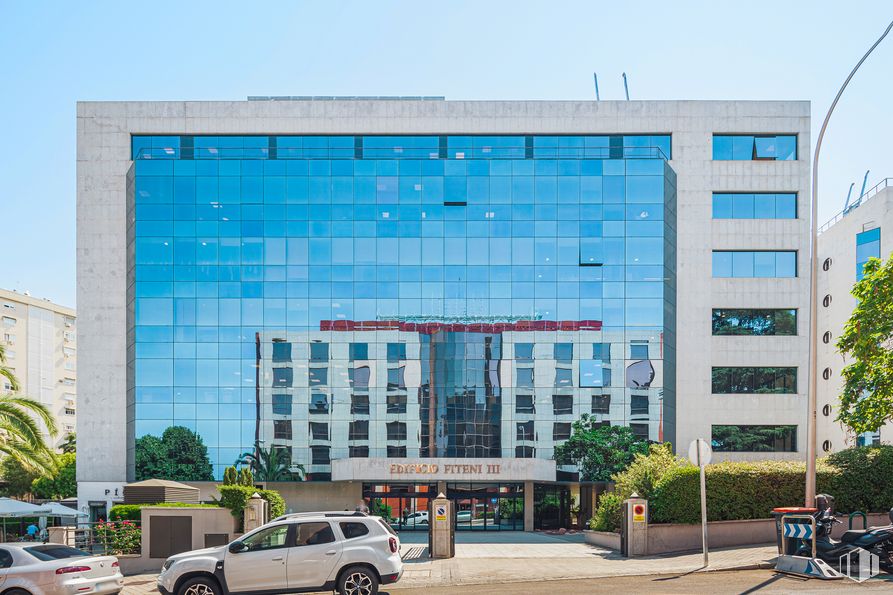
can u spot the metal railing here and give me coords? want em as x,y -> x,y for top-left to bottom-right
819,177 -> 892,233
59,521 -> 143,556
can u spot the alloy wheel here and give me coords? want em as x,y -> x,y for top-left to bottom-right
343,571 -> 374,595
184,584 -> 216,595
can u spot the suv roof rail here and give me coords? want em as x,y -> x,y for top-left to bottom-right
274,511 -> 370,521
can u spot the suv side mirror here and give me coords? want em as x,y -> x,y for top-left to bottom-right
228,541 -> 247,554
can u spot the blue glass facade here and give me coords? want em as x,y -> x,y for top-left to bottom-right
128,135 -> 677,480
856,227 -> 881,280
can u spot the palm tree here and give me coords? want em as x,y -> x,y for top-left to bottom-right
235,443 -> 304,482
0,344 -> 19,392
61,432 -> 76,454
0,394 -> 58,471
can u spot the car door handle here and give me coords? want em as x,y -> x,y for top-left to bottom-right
272,556 -> 283,561
325,550 -> 337,556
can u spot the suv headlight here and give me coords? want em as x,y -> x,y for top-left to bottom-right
162,559 -> 175,572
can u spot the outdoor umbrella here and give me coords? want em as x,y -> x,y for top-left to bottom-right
40,502 -> 87,518
0,498 -> 52,541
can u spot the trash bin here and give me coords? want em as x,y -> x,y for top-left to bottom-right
770,507 -> 817,555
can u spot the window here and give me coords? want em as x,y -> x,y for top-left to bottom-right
350,394 -> 369,415
64,408 -> 75,416
310,342 -> 329,361
63,347 -> 76,357
311,446 -> 331,465
295,522 -> 335,546
272,341 -> 292,362
3,333 -> 13,345
823,257 -> 832,271
387,445 -> 407,457
386,343 -> 406,362
712,309 -> 797,336
516,395 -> 535,414
630,423 -> 650,440
272,368 -> 293,388
386,421 -> 407,441
856,228 -> 881,280
386,394 -> 407,414
242,524 -> 289,551
1,303 -> 13,310
349,421 -> 369,440
310,393 -> 329,414
554,368 -> 573,388
339,522 -> 370,540
387,366 -> 406,390
516,368 -> 534,389
711,367 -> 797,394
349,445 -> 369,458
553,422 -> 572,441
712,135 -> 797,160
349,343 -> 368,360
712,251 -> 797,278
272,394 -> 292,415
630,394 -> 649,415
514,343 -> 534,361
822,367 -> 832,380
712,193 -> 797,219
309,368 -> 327,387
309,422 -> 328,440
273,420 -> 293,440
2,316 -> 15,327
552,394 -> 573,415
592,343 -> 611,362
515,446 -> 535,458
554,343 -> 573,363
349,366 -> 370,390
63,331 -> 75,342
823,294 -> 832,307
630,343 -> 649,359
517,421 -> 534,441
592,394 -> 611,414
711,425 -> 797,452
0,548 -> 11,568
822,331 -> 832,344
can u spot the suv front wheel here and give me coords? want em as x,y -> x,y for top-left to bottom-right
178,576 -> 222,595
338,565 -> 379,595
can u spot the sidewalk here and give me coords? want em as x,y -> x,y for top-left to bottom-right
120,536 -> 778,594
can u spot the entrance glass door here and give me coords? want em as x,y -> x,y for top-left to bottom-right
362,483 -> 435,532
447,483 -> 524,531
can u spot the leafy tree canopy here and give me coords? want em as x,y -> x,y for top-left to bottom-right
135,426 -> 214,481
837,255 -> 893,433
0,456 -> 41,498
32,452 -> 76,499
553,415 -> 650,481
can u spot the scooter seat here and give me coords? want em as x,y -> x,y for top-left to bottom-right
841,530 -> 869,543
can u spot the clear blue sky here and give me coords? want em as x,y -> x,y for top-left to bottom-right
1,0 -> 891,308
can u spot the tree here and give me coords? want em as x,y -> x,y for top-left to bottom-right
235,443 -> 304,482
0,394 -> 58,471
553,416 -> 650,481
60,432 -> 76,454
0,456 -> 40,498
134,426 -> 214,481
837,254 -> 893,433
32,453 -> 76,499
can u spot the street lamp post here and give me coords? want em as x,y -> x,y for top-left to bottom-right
806,19 -> 893,507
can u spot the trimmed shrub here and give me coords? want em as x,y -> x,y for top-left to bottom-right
589,492 -> 623,532
820,446 -> 893,514
218,485 -> 285,530
108,502 -> 219,521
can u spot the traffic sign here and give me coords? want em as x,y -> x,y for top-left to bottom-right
688,438 -> 713,467
783,522 -> 815,539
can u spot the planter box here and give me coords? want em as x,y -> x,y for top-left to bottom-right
584,530 -> 621,550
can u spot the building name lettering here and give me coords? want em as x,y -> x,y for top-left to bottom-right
389,463 -> 502,475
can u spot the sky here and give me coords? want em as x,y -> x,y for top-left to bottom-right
1,0 -> 891,308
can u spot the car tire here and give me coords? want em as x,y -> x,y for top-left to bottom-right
338,565 -> 379,595
177,576 -> 222,595
6,589 -> 31,595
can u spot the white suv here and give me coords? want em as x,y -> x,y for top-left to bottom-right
157,512 -> 402,595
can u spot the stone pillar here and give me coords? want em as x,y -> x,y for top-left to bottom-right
524,481 -> 535,531
244,493 -> 269,533
436,481 -> 447,496
623,497 -> 648,557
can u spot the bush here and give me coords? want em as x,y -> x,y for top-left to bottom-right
589,492 -> 623,532
820,446 -> 893,514
94,520 -> 141,555
218,485 -> 285,530
108,502 -> 220,522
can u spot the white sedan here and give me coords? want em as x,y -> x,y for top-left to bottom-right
0,543 -> 124,595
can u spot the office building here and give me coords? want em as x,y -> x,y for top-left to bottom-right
0,288 -> 77,447
77,99 -> 810,528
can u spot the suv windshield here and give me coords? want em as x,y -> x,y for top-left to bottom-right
24,545 -> 90,561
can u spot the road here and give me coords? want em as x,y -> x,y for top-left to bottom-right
380,569 -> 893,594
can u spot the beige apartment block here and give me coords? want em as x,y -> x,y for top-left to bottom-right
0,288 -> 77,448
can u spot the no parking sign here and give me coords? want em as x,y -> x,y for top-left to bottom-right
435,505 -> 446,521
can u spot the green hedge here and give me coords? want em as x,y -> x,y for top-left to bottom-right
109,502 -> 220,521
649,446 -> 893,525
218,485 -> 286,530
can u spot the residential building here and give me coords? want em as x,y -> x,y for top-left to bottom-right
817,179 -> 893,453
77,99 -> 810,527
0,288 -> 77,447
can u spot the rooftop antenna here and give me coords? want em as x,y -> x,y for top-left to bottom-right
622,72 -> 630,100
593,73 -> 600,101
843,182 -> 855,212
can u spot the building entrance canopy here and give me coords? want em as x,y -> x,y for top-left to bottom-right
331,457 -> 556,482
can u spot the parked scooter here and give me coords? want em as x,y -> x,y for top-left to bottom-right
795,494 -> 893,573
